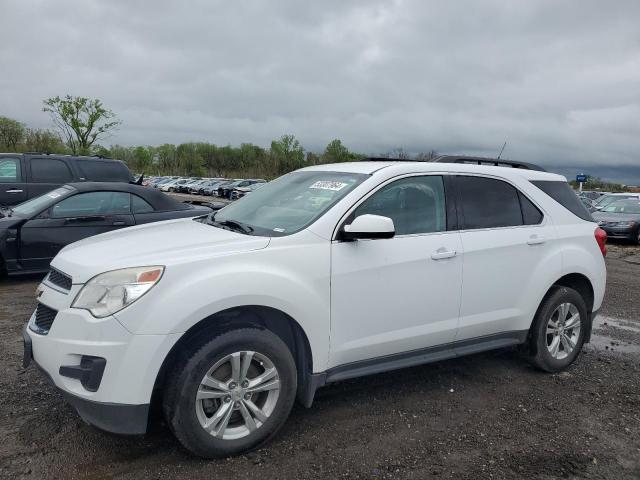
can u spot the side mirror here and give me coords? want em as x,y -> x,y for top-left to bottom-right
341,214 -> 395,241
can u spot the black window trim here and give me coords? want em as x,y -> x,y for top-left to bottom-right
333,172 -> 456,241
452,173 -> 546,232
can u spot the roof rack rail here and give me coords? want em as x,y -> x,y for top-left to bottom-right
362,155 -> 545,171
431,155 -> 546,171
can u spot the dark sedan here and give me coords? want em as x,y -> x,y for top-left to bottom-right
592,199 -> 640,244
0,182 -> 211,276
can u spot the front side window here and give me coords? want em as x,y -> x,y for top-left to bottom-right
51,191 -> 131,218
11,186 -> 74,217
0,158 -> 21,182
353,176 -> 447,235
458,176 -> 524,229
212,171 -> 367,236
30,159 -> 73,183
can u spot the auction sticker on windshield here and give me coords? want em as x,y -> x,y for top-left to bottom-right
309,181 -> 349,191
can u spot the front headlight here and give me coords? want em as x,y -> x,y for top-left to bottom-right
614,221 -> 635,228
72,266 -> 164,318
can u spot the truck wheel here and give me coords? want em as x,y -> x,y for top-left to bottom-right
163,328 -> 297,458
528,286 -> 588,373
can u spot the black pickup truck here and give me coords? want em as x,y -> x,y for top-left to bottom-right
0,153 -> 134,206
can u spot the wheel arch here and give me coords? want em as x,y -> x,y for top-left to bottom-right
151,305 -> 316,411
529,272 -> 595,347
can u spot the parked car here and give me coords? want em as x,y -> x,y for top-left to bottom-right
160,178 -> 190,192
217,179 -> 265,199
0,153 -> 134,207
201,180 -> 231,196
592,198 -> 640,244
590,193 -> 640,212
188,179 -> 214,195
24,158 -> 606,458
176,178 -> 203,193
0,183 -> 211,275
230,182 -> 266,200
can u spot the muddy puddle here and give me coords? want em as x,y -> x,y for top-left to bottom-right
587,315 -> 640,354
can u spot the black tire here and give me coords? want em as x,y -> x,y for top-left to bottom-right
163,328 -> 297,458
528,286 -> 588,373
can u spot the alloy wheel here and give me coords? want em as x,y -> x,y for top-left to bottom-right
195,351 -> 280,440
546,302 -> 581,360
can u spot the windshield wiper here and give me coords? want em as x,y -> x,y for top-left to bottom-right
218,220 -> 253,234
207,216 -> 253,235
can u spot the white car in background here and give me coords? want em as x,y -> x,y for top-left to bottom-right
24,157 -> 607,458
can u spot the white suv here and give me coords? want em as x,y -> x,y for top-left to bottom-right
23,158 -> 607,458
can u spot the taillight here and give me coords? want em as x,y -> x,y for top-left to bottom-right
594,227 -> 607,257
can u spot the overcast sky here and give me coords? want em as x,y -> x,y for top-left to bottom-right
1,0 -> 639,179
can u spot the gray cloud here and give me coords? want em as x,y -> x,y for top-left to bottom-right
1,0 -> 639,179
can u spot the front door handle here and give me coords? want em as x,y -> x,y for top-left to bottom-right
5,189 -> 23,194
431,248 -> 457,260
113,221 -> 126,226
527,234 -> 546,246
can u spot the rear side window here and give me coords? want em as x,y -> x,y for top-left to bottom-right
531,180 -> 593,222
457,176 -> 524,229
131,195 -> 154,213
518,192 -> 544,225
77,160 -> 133,182
30,159 -> 73,183
0,158 -> 21,182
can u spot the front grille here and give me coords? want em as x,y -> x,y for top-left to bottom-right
33,303 -> 58,334
47,268 -> 72,291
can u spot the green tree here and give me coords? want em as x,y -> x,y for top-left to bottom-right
43,95 -> 121,155
270,134 -> 305,175
24,128 -> 67,153
0,116 -> 25,150
322,139 -> 349,163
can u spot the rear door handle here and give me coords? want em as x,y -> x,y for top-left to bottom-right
431,248 -> 457,260
5,189 -> 23,193
527,234 -> 546,245
113,221 -> 126,226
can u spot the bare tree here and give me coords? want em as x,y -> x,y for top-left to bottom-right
415,150 -> 439,161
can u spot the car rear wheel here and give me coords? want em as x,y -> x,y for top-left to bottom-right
528,286 -> 588,372
163,328 -> 297,458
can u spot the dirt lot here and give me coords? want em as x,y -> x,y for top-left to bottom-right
1,244 -> 639,480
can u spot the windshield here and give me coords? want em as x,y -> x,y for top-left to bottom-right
12,186 -> 75,217
602,200 -> 640,214
596,195 -> 632,208
211,171 -> 367,236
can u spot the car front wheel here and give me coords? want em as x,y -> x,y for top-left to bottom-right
163,328 -> 297,458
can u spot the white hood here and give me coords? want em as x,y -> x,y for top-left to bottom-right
51,218 -> 270,283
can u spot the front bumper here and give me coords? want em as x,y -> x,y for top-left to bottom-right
23,325 -> 149,434
23,281 -> 182,434
599,225 -> 637,240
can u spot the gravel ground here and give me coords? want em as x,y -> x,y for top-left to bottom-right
0,243 -> 639,480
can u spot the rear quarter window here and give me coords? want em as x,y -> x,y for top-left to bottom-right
76,160 -> 133,182
530,180 -> 594,222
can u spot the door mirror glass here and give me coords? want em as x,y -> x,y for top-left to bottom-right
342,214 -> 395,240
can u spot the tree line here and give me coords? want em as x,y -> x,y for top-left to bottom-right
1,95 -> 440,179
